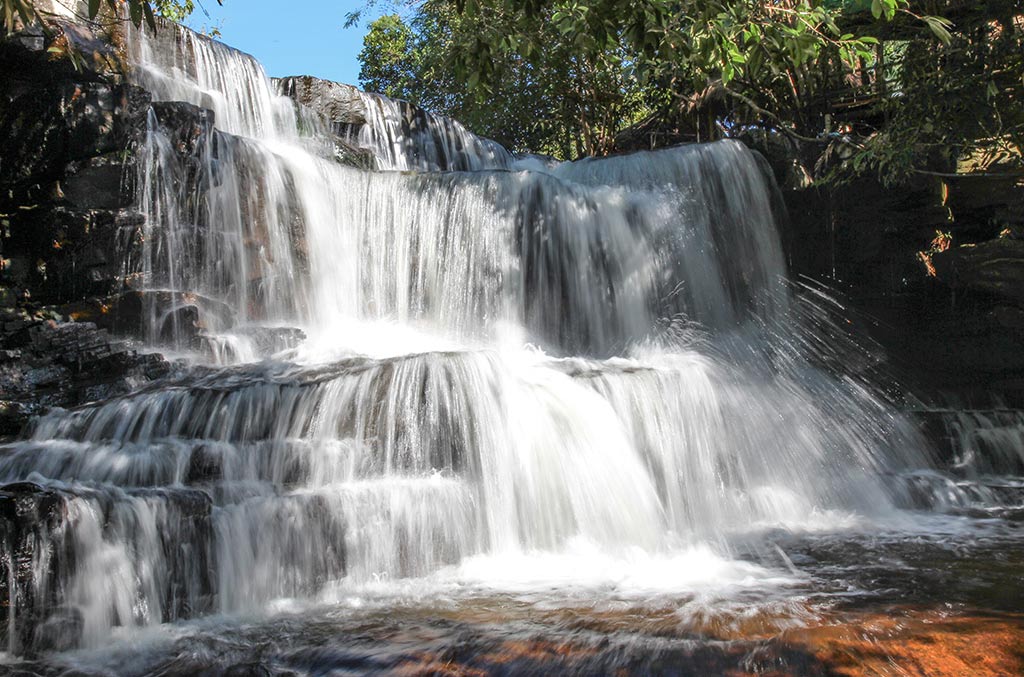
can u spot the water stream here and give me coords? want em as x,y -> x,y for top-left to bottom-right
0,24 -> 1020,673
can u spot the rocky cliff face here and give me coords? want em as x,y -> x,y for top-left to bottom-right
781,168 -> 1024,403
0,20 -> 175,436
0,25 -> 147,307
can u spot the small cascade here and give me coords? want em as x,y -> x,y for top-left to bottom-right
129,23 -> 300,140
1,20 -> 1017,661
346,91 -> 514,171
132,106 -> 310,352
898,407 -> 1024,515
923,408 -> 1024,475
0,481 -> 212,653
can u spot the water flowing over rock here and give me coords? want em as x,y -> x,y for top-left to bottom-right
0,19 -> 1020,670
274,75 -> 513,172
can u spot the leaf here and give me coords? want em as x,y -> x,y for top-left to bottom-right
871,0 -> 882,20
88,0 -> 100,19
14,0 -> 31,25
143,1 -> 156,32
922,15 -> 952,46
343,11 -> 361,29
129,0 -> 142,26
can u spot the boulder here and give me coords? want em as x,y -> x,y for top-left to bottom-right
275,75 -> 366,126
273,76 -> 375,169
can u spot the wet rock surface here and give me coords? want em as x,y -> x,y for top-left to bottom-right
934,236 -> 1024,304
1,23 -> 147,311
781,170 -> 1024,401
274,75 -> 366,127
0,308 -> 169,437
274,76 -> 375,169
782,611 -> 1024,677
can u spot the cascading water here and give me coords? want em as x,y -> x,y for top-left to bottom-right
345,90 -> 514,171
0,22 -> 1020,669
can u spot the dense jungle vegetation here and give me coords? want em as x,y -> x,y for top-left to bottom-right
352,0 -> 1022,185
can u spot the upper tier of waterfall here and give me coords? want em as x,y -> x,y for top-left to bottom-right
126,24 -> 791,358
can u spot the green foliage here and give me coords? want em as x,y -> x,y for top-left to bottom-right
355,0 -> 657,156
152,0 -> 196,23
843,4 -> 1024,183
353,0 -> 927,157
359,0 -> 1018,183
2,0 -> 40,33
358,14 -> 419,101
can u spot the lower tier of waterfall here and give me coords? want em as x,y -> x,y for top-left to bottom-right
1,335 -> 1021,663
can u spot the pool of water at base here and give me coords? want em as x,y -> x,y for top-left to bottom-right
2,513 -> 1020,677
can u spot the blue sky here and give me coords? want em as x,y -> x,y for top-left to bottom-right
184,0 -> 386,86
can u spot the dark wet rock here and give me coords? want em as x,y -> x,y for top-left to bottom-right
186,444 -> 225,484
933,237 -> 1024,304
0,481 -> 72,655
1,11 -> 130,82
0,79 -> 149,205
62,153 -> 135,210
0,23 -> 152,317
224,663 -> 274,677
910,407 -> 1024,476
151,100 -> 216,156
780,170 -> 1024,400
1,206 -> 145,304
327,136 -> 376,170
0,307 -> 170,438
92,289 -> 236,344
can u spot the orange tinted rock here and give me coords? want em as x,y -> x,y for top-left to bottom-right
783,610 -> 1024,676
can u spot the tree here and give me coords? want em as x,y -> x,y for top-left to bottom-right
354,0 -> 1020,183
359,14 -> 419,101
840,2 -> 1023,182
355,1 -> 653,157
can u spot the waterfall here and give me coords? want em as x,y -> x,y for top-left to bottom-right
0,23 -> 967,655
